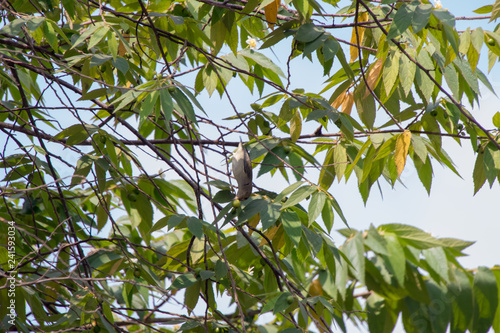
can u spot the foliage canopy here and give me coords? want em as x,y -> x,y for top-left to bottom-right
1,0 -> 500,332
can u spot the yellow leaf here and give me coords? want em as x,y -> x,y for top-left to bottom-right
290,110 -> 302,143
309,278 -> 323,296
331,90 -> 346,110
395,130 -> 412,177
265,0 -> 280,29
259,225 -> 279,246
247,213 -> 260,236
365,58 -> 384,97
350,12 -> 369,63
341,91 -> 354,115
118,33 -> 130,57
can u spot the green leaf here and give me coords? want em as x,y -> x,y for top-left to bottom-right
184,280 -> 201,314
483,145 -> 500,186
383,52 -> 400,94
187,217 -> 204,239
282,185 -> 317,208
238,198 -> 265,223
302,226 -> 323,255
423,247 -> 449,282
323,38 -> 340,62
281,210 -> 302,246
295,23 -> 324,43
199,270 -> 215,281
432,8 -> 455,27
160,88 -> 174,125
215,260 -> 228,280
384,234 -> 406,287
414,153 -> 433,195
454,57 -> 479,95
412,4 -> 433,34
387,3 -> 416,40
290,110 -> 302,143
493,112 -> 500,128
319,147 -> 335,190
171,89 -> 197,125
474,5 -> 492,14
261,201 -> 282,230
472,267 -> 499,332
443,64 -> 460,98
273,292 -> 294,314
491,1 -> 500,22
450,269 -> 473,332
366,293 -> 398,333
308,192 -> 326,225
321,198 -> 334,233
354,86 -> 376,129
240,48 -> 285,78
342,232 -> 365,284
88,25 -> 110,49
365,224 -> 388,255
71,155 -> 95,186
399,51 -> 416,97
169,273 -> 198,290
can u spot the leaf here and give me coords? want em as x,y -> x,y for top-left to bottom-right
240,48 -> 285,78
96,194 -> 110,231
322,37 -> 339,63
281,210 -> 302,246
184,280 -> 201,314
264,0 -> 280,29
387,3 -> 416,40
71,155 -> 95,186
450,270 -> 473,332
490,1 -> 500,22
273,292 -> 293,314
414,153 -> 433,195
281,185 -> 317,209
88,25 -> 110,49
171,89 -> 197,125
472,267 -> 499,332
394,130 -> 412,177
261,201 -> 281,230
169,273 -> 198,290
308,192 -> 326,225
433,8 -> 456,28
342,232 -> 365,284
290,110 -> 302,143
160,88 -> 174,125
354,85 -> 376,129
341,91 -> 354,115
321,199 -> 334,233
295,23 -> 324,43
474,5 -> 492,14
215,260 -> 228,280
422,247 -> 449,282
319,147 -> 335,190
186,217 -> 204,239
365,58 -> 384,94
399,50 -> 416,97
350,12 -> 368,63
366,293 -> 398,333
384,234 -> 406,287
412,4 -> 433,34
493,112 -> 500,128
383,52 -> 400,95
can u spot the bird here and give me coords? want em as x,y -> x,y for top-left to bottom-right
232,138 -> 253,200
